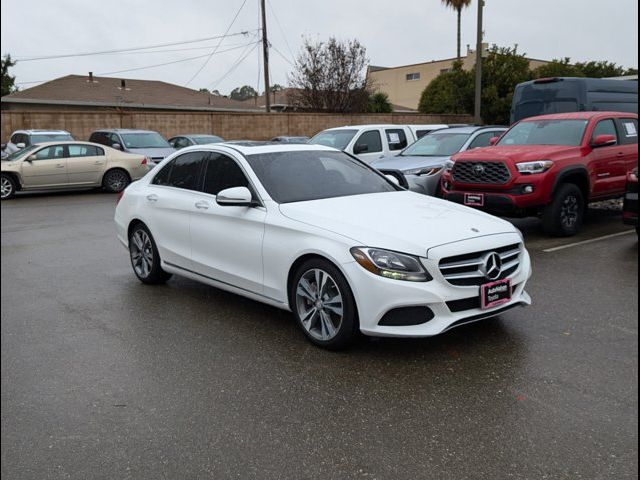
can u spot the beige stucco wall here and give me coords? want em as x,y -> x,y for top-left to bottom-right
370,51 -> 549,110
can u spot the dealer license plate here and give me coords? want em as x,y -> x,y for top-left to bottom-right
480,278 -> 512,310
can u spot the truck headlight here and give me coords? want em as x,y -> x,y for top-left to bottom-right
350,247 -> 432,282
403,167 -> 443,176
516,160 -> 553,174
444,160 -> 455,173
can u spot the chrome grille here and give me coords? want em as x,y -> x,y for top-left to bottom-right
438,243 -> 522,286
452,161 -> 511,184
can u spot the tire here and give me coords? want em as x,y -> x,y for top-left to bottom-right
290,258 -> 359,350
542,183 -> 585,237
1,174 -> 17,200
103,169 -> 131,193
128,223 -> 172,285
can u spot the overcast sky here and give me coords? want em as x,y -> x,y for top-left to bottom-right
1,0 -> 637,95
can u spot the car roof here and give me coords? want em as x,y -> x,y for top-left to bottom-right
92,128 -> 160,134
429,125 -> 508,134
16,141 -> 107,148
322,124 -> 411,131
15,130 -> 71,135
176,142 -> 338,156
521,111 -> 639,122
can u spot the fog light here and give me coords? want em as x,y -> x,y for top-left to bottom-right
523,185 -> 534,194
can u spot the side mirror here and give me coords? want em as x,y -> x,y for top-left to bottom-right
591,134 -> 617,148
16,142 -> 26,149
111,143 -> 122,150
353,144 -> 369,155
489,137 -> 500,146
385,174 -> 400,186
26,155 -> 37,162
216,186 -> 253,207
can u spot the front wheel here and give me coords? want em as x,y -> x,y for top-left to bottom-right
128,224 -> 172,284
103,169 -> 131,193
290,259 -> 359,350
542,183 -> 585,237
1,174 -> 17,200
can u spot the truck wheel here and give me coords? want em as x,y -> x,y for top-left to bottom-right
542,183 -> 585,237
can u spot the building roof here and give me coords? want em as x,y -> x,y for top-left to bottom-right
1,74 -> 262,112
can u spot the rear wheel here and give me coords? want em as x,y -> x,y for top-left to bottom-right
542,183 -> 585,237
103,169 -> 131,193
1,174 -> 16,200
290,259 -> 359,350
128,224 -> 172,284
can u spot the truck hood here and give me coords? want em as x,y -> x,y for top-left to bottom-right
371,155 -> 450,172
278,191 -> 516,257
127,147 -> 176,159
454,145 -> 580,162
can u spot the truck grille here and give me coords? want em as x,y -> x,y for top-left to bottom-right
453,161 -> 511,184
438,243 -> 522,286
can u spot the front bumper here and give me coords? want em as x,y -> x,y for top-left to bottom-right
343,233 -> 532,337
404,172 -> 443,196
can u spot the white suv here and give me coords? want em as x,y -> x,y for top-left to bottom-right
4,130 -> 74,155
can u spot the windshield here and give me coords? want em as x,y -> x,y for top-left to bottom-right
246,150 -> 398,203
4,145 -> 39,161
308,130 -> 357,150
192,135 -> 224,145
120,132 -> 171,149
401,132 -> 470,157
498,119 -> 588,146
31,133 -> 73,143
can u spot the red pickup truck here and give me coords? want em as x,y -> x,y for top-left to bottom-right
441,112 -> 639,236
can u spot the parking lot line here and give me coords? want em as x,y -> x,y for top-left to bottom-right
543,230 -> 635,253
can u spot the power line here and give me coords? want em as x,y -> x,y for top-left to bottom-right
185,0 -> 249,86
267,0 -> 296,63
14,30 -> 260,62
271,44 -> 295,66
209,41 -> 261,90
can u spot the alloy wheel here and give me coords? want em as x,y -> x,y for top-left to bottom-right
108,171 -> 129,192
1,176 -> 13,199
560,194 -> 579,228
130,229 -> 154,278
295,268 -> 344,341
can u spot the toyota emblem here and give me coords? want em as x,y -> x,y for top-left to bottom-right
480,252 -> 503,280
473,164 -> 486,176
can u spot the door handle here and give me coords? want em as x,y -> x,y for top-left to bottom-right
94,161 -> 104,165
55,164 -> 65,168
195,201 -> 210,210
146,194 -> 159,202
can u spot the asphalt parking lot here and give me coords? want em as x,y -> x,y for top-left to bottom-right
1,191 -> 638,479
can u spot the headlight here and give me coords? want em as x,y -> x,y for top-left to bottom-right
350,247 -> 432,282
516,160 -> 553,174
444,160 -> 455,173
403,167 -> 443,176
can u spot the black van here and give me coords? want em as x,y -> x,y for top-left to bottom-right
511,77 -> 638,123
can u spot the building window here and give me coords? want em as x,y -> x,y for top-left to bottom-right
440,68 -> 452,74
406,72 -> 420,81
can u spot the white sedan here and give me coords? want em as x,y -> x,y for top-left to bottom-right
115,143 -> 532,349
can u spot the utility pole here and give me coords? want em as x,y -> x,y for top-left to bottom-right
474,0 -> 484,125
261,0 -> 271,113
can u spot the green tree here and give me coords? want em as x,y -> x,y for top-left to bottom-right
368,92 -> 393,113
441,0 -> 472,60
1,54 -> 17,96
574,61 -> 627,78
418,61 -> 473,115
229,85 -> 258,101
533,58 -> 583,78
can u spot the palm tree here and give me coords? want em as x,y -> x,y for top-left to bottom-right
441,0 -> 472,60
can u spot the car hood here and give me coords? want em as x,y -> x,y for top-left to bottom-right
278,191 -> 516,256
127,147 -> 176,159
371,155 -> 451,172
454,145 -> 580,162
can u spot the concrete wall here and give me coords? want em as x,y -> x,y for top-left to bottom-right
1,110 -> 473,142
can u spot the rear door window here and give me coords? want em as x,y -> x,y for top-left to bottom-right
616,118 -> 639,145
354,130 -> 382,153
152,152 -> 207,190
68,145 -> 104,157
468,131 -> 500,150
385,129 -> 408,151
89,132 -> 109,145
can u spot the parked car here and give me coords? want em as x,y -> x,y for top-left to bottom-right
308,125 -> 418,164
511,77 -> 638,123
270,136 -> 310,144
115,142 -> 532,349
406,124 -> 450,139
168,134 -> 224,149
372,126 -> 507,196
441,112 -> 639,236
623,167 -> 638,234
88,129 -> 175,167
1,141 -> 149,200
4,130 -> 75,155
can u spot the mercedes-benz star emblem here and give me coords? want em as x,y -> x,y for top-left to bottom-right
480,252 -> 502,281
473,164 -> 486,176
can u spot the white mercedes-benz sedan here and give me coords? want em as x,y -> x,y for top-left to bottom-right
115,142 -> 532,349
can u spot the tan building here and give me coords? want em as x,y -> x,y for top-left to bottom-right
368,46 -> 550,111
